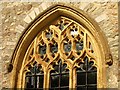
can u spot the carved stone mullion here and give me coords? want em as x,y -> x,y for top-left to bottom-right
69,67 -> 74,89
72,67 -> 77,89
43,68 -> 49,89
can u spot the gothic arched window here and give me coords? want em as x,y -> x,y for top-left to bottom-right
9,4 -> 112,89
24,16 -> 97,89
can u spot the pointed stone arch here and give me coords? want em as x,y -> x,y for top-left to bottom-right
9,4 -> 113,88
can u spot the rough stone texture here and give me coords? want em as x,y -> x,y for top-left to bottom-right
0,2 -> 119,89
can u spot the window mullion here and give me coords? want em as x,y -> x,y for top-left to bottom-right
69,67 -> 75,89
43,68 -> 50,90
73,68 -> 77,89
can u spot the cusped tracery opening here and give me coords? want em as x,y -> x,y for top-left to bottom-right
22,16 -> 97,89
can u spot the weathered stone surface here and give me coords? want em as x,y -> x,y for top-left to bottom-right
34,8 -> 40,15
29,10 -> 36,20
95,13 -> 108,22
24,15 -> 32,23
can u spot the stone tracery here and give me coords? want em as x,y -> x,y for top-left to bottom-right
22,16 -> 97,89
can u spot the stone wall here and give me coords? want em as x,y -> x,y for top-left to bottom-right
0,1 -> 119,89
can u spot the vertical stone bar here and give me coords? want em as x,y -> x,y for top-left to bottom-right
69,68 -> 73,89
43,68 -> 49,90
73,68 -> 77,89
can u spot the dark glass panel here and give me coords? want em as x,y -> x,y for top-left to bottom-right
80,57 -> 89,71
76,41 -> 83,51
51,75 -> 59,87
87,61 -> 94,71
61,64 -> 68,73
87,72 -> 97,84
77,72 -> 86,85
70,56 -> 75,61
39,45 -> 46,55
39,75 -> 44,88
77,56 -> 97,88
61,74 -> 69,86
64,43 -> 71,52
50,87 -> 69,90
77,86 -> 86,90
87,86 -> 97,90
59,23 -> 64,30
81,31 -> 84,36
25,63 -> 44,89
46,32 -> 52,38
26,76 -> 33,88
29,63 -> 41,74
77,51 -> 81,55
50,60 -> 69,89
30,77 -> 34,88
60,87 -> 69,90
52,64 -> 59,73
51,43 -> 58,53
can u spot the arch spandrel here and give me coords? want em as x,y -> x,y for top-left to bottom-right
9,4 -> 113,88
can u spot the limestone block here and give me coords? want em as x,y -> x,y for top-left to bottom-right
29,10 -> 36,20
79,3 -> 89,10
24,15 -> 32,24
15,25 -> 25,33
6,42 -> 16,45
34,8 -> 40,15
41,3 -> 49,11
95,14 -> 108,22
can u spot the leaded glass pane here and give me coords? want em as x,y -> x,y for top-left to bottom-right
50,60 -> 69,89
51,43 -> 58,53
25,63 -> 44,89
61,74 -> 69,86
76,41 -> 83,51
77,56 -> 97,89
64,43 -> 71,52
77,72 -> 86,85
51,75 -> 59,87
46,32 -> 52,38
59,23 -> 64,30
87,72 -> 97,84
39,45 -> 46,55
77,86 -> 86,90
88,86 -> 97,90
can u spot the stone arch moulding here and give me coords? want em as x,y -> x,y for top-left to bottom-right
9,4 -> 113,88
